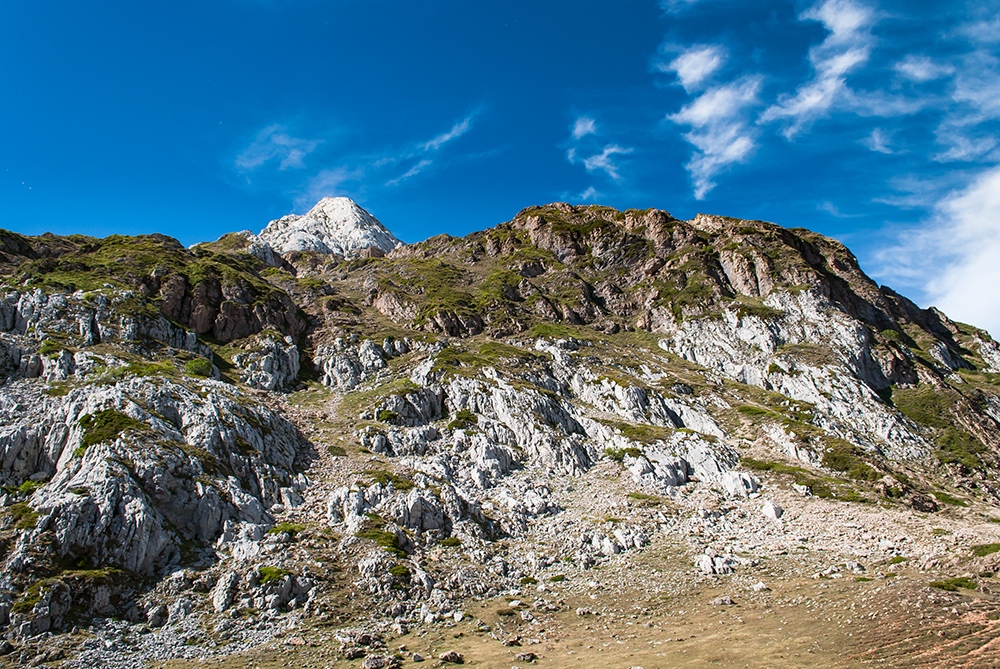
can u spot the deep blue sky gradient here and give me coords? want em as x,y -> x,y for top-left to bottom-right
3,1 -> 1000,330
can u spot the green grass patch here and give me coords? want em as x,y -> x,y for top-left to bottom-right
933,490 -> 969,507
520,576 -> 538,585
327,444 -> 346,457
821,439 -> 880,482
267,522 -> 305,538
361,470 -> 414,491
929,577 -> 977,592
183,358 -> 214,378
447,408 -> 478,431
972,543 -> 1000,558
549,574 -> 566,582
389,564 -> 411,583
439,536 -> 462,548
78,409 -> 147,448
7,502 -> 39,529
888,556 -> 906,565
257,567 -> 291,585
604,447 -> 643,462
598,419 -> 673,445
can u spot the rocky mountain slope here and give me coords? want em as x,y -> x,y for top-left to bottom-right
1,202 -> 1000,667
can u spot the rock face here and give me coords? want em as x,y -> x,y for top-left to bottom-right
0,200 -> 999,656
258,197 -> 400,257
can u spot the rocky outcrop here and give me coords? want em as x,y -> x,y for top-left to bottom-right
230,332 -> 300,391
258,197 -> 400,257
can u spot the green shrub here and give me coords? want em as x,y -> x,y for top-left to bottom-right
439,536 -> 462,547
39,340 -> 62,356
184,358 -> 214,378
389,564 -> 411,583
549,574 -> 565,582
7,502 -> 39,529
520,576 -> 538,585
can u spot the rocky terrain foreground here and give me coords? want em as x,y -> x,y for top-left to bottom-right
2,199 -> 1000,667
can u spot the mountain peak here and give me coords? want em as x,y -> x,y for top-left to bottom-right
257,197 -> 400,257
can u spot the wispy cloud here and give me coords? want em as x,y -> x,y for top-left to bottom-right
579,186 -> 601,201
895,54 -> 954,82
236,124 -> 321,171
656,44 -> 727,93
580,144 -> 633,181
876,165 -> 1000,336
572,116 -> 597,140
818,200 -> 862,217
421,115 -> 474,152
385,158 -> 432,187
659,0 -> 704,13
862,128 -> 895,153
761,0 -> 875,137
669,75 -> 762,199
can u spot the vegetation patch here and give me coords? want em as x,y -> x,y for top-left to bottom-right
740,457 -> 861,502
361,470 -> 414,491
520,576 -> 538,585
327,444 -> 346,457
933,490 -> 968,507
598,419 -> 673,445
447,408 -> 478,431
929,577 -> 977,592
267,522 -> 305,538
821,440 -> 879,481
7,502 -> 39,529
439,536 -> 462,548
604,447 -> 643,462
257,567 -> 291,585
78,409 -> 147,449
972,543 -> 1000,558
355,513 -> 406,557
183,358 -> 214,378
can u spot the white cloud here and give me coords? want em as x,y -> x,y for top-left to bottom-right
385,159 -> 432,187
895,54 -> 954,82
668,76 -> 762,199
579,186 -> 601,201
862,128 -> 895,153
578,144 -> 633,182
421,116 -> 474,152
572,117 -> 597,139
236,124 -> 320,171
659,44 -> 727,93
761,0 -> 875,137
883,165 -> 1000,337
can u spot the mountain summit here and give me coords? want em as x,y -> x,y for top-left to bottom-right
257,196 -> 400,257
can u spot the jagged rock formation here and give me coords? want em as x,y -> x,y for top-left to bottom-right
0,202 -> 999,665
257,197 -> 400,257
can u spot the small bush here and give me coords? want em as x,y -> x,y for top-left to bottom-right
39,340 -> 62,357
439,537 -> 462,548
888,556 -> 906,565
7,502 -> 39,529
821,440 -> 879,482
356,529 -> 406,558
520,576 -> 538,585
184,358 -> 214,378
549,574 -> 566,582
389,564 -> 411,583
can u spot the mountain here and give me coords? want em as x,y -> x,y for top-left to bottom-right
0,202 -> 999,666
256,197 -> 400,257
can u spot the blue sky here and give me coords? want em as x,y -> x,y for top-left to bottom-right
3,0 -> 1000,333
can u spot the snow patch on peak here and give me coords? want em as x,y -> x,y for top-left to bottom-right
257,197 -> 401,257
